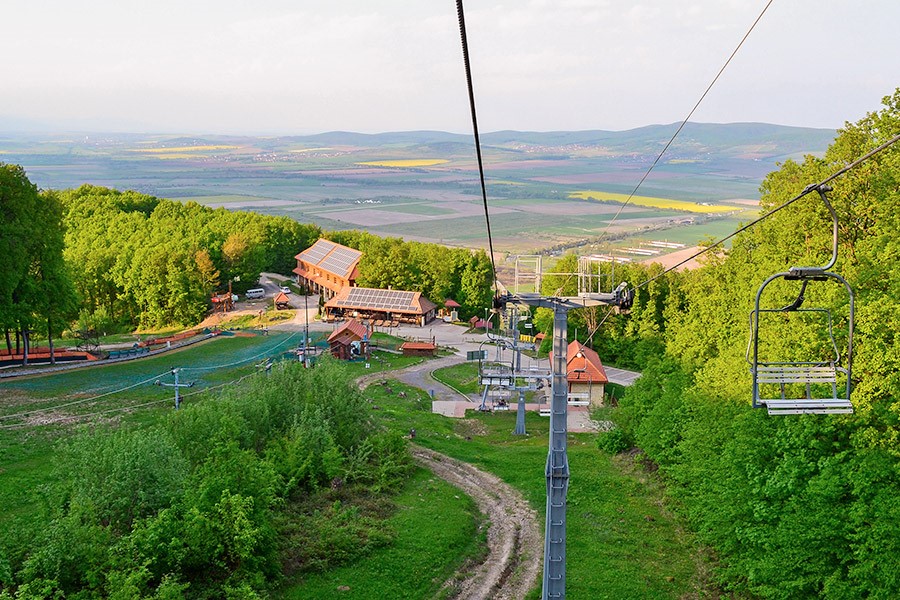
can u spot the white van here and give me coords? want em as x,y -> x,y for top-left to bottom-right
246,288 -> 266,299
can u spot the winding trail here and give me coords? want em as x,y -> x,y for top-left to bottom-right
357,354 -> 474,402
358,358 -> 543,598
410,446 -> 542,599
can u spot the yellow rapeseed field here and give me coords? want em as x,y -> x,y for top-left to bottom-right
129,145 -> 239,153
570,190 -> 735,214
141,153 -> 207,160
357,159 -> 449,167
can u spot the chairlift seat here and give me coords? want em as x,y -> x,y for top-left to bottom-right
756,364 -> 838,384
566,391 -> 591,406
481,375 -> 513,386
754,364 -> 853,415
762,399 -> 853,415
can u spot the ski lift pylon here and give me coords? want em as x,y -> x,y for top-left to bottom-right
748,184 -> 854,415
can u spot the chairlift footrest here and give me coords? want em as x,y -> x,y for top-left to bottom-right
762,398 -> 853,415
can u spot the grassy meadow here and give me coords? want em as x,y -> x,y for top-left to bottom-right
358,377 -> 720,599
0,336 -> 720,599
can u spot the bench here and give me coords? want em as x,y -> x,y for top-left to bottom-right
755,365 -> 853,415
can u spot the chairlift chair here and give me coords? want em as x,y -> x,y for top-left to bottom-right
748,185 -> 854,415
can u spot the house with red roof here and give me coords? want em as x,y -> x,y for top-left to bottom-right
439,298 -> 461,321
549,340 -> 609,407
327,319 -> 369,360
273,291 -> 291,310
399,340 -> 437,357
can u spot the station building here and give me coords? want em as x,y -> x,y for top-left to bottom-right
549,340 -> 609,407
294,238 -> 439,328
324,287 -> 437,327
293,239 -> 361,300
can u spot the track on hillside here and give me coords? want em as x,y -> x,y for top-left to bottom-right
410,445 -> 542,599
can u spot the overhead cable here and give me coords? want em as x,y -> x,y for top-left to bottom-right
0,369 -> 172,421
456,0 -> 499,297
180,329 -> 302,372
600,0 -> 775,236
632,133 -> 900,291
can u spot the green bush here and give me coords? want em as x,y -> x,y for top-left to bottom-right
5,359 -> 410,599
596,427 -> 633,455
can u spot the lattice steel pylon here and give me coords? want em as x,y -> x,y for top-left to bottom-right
515,255 -> 543,295
498,280 -> 632,600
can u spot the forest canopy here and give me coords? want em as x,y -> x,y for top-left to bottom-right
599,90 -> 900,598
1,177 -> 494,347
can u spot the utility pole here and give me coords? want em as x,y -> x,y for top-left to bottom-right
304,290 -> 311,368
156,368 -> 193,409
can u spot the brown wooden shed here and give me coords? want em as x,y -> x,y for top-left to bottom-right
327,319 -> 369,360
399,340 -> 437,357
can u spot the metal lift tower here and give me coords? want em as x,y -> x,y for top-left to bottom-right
498,257 -> 632,600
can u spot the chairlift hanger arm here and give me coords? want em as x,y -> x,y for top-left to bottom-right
787,184 -> 840,278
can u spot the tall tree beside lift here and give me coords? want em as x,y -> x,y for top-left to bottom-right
33,191 -> 78,364
0,163 -> 38,356
0,165 -> 76,363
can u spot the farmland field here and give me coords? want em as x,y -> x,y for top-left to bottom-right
569,190 -> 739,213
357,158 -> 450,167
0,124 -> 833,256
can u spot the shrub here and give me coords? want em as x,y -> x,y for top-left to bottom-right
597,427 -> 633,455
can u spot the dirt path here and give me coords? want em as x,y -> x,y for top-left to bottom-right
358,354 -> 475,403
358,360 -> 542,598
410,445 -> 542,599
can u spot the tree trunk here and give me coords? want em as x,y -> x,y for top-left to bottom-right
48,318 -> 55,365
15,329 -> 20,354
22,328 -> 29,366
4,328 -> 10,355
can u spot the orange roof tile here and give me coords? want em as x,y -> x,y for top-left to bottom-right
549,340 -> 609,384
400,341 -> 437,351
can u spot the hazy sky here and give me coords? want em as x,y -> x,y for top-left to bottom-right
2,1 -> 897,135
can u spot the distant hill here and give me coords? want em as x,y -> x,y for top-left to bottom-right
0,122 -> 835,163
0,121 -> 838,256
274,122 -> 835,160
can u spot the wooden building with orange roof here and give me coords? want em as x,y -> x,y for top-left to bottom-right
293,239 -> 362,300
327,319 -> 369,360
324,287 -> 437,327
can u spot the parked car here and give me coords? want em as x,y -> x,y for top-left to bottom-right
279,286 -> 292,294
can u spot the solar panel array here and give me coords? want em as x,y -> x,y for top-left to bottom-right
320,245 -> 362,278
298,240 -> 361,278
299,239 -> 335,265
335,288 -> 418,312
